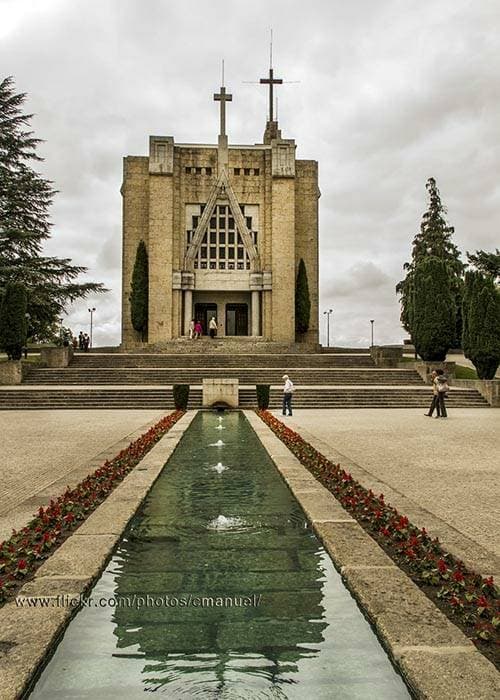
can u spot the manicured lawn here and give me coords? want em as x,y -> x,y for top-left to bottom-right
455,364 -> 478,379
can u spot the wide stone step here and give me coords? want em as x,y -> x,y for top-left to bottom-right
0,387 -> 488,409
69,353 -> 376,369
24,367 -> 422,385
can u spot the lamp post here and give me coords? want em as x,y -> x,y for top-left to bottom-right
88,307 -> 96,348
370,319 -> 374,348
323,309 -> 333,347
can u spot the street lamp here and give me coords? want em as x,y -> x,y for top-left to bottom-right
88,307 -> 96,348
323,309 -> 333,347
370,319 -> 375,348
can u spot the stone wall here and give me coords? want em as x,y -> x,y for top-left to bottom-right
453,379 -> 500,407
0,361 -> 23,385
295,160 -> 319,345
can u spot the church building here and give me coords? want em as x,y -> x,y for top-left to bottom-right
121,66 -> 319,347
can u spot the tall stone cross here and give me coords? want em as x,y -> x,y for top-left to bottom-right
214,86 -> 232,138
260,67 -> 282,123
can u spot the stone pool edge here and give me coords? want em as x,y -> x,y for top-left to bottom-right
0,410 -> 197,700
244,410 -> 499,700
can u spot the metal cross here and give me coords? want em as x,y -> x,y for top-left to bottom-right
213,86 -> 232,137
260,67 -> 282,123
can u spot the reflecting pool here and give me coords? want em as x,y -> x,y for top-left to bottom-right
31,412 -> 410,698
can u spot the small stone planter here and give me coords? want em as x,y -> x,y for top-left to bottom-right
0,360 -> 23,385
39,346 -> 74,368
370,345 -> 403,367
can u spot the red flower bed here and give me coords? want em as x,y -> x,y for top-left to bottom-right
257,410 -> 499,653
0,410 -> 184,604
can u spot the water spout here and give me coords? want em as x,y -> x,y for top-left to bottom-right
208,514 -> 244,530
209,439 -> 225,447
212,462 -> 227,474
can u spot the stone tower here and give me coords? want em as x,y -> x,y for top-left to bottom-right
121,66 -> 319,348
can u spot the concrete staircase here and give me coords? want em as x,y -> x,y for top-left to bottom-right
0,351 -> 488,410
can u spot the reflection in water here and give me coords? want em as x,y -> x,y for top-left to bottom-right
31,412 -> 409,699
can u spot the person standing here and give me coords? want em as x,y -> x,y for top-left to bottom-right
194,321 -> 203,339
209,316 -> 217,339
189,319 -> 195,340
78,331 -> 84,350
435,369 -> 449,418
425,370 -> 440,417
282,374 -> 294,416
83,333 -> 90,352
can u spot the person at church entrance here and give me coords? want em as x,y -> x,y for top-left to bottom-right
194,321 -> 203,339
209,316 -> 218,339
282,374 -> 294,416
189,319 -> 195,339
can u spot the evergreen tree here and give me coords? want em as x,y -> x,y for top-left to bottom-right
412,257 -> 455,361
467,249 -> 500,283
130,240 -> 148,340
0,76 -> 105,341
397,178 -> 463,345
0,281 -> 27,360
462,270 -> 500,379
295,258 -> 311,335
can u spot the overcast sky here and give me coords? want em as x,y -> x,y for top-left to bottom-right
1,0 -> 499,347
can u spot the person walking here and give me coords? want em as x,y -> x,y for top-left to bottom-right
194,321 -> 203,339
83,333 -> 90,352
434,368 -> 449,418
282,374 -> 294,416
424,370 -> 440,417
209,316 -> 217,339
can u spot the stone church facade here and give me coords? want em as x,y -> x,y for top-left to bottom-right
121,73 -> 319,348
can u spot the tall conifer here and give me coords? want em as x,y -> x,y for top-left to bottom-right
412,257 -> 455,361
295,258 -> 311,336
130,240 -> 149,341
0,76 -> 105,341
397,178 -> 463,346
462,270 -> 500,379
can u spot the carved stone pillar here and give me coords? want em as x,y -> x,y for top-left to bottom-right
251,291 -> 260,337
184,289 -> 193,336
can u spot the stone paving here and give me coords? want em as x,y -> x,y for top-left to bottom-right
272,408 -> 500,576
0,409 -> 164,541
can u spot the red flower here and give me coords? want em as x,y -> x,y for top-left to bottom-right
477,596 -> 490,609
17,559 -> 27,571
437,559 -> 448,574
452,570 -> 465,583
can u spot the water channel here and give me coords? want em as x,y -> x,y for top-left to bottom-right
31,411 -> 410,698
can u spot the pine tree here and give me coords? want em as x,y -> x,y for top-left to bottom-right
412,257 -> 456,361
0,282 -> 28,360
0,76 -> 105,341
462,270 -> 500,379
295,258 -> 311,335
397,178 -> 463,345
130,240 -> 148,341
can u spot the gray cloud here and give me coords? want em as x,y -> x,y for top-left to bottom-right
1,0 -> 499,348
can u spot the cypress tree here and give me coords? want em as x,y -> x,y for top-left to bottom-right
295,258 -> 311,335
412,257 -> 455,361
397,178 -> 463,345
462,271 -> 500,379
0,76 -> 105,341
467,249 -> 500,282
130,240 -> 149,341
0,281 -> 27,360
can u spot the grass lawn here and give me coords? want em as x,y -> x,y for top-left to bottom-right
455,364 -> 478,379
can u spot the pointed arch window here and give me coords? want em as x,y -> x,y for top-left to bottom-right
189,204 -> 255,270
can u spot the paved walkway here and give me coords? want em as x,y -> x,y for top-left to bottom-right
0,410 -> 164,541
273,408 -> 500,579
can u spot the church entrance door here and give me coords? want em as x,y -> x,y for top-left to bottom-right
194,303 -> 217,336
226,304 -> 248,336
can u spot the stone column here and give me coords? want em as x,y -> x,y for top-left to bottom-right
251,291 -> 260,336
183,289 -> 193,336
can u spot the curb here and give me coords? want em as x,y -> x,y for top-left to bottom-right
0,410 -> 196,700
244,410 -> 499,700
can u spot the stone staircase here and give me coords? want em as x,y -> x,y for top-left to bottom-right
0,351 -> 489,410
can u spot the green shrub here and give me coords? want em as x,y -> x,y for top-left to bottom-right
130,240 -> 149,341
173,384 -> 189,410
256,384 -> 270,409
413,257 -> 455,361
